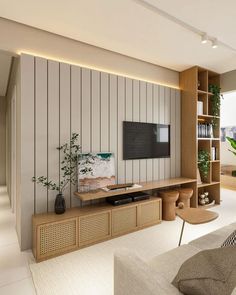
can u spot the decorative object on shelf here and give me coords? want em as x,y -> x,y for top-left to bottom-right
198,192 -> 210,206
209,84 -> 223,128
78,153 -> 115,191
32,133 -> 81,214
197,168 -> 202,184
197,123 -> 213,138
198,150 -> 210,182
211,147 -> 216,161
197,101 -> 203,115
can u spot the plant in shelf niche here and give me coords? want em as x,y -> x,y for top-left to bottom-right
226,137 -> 236,177
208,84 -> 223,130
198,150 -> 210,182
32,133 -> 83,214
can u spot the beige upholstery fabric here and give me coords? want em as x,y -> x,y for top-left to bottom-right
148,244 -> 201,282
114,249 -> 181,295
189,222 -> 236,250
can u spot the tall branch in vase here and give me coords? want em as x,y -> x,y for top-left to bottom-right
32,133 -> 81,214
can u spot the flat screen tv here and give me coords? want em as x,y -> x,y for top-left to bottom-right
123,121 -> 170,160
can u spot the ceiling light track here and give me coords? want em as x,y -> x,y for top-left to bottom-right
132,0 -> 236,53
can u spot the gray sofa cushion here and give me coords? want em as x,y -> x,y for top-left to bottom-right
189,222 -> 236,250
172,247 -> 236,295
148,244 -> 201,282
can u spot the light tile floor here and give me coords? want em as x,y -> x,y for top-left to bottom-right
1,185 -> 236,294
0,186 -> 36,295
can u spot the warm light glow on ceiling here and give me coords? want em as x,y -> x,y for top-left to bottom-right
17,50 -> 180,90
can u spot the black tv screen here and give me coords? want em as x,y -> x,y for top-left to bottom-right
123,121 -> 170,160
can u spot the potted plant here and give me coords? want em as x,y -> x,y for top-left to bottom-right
198,150 -> 210,182
32,133 -> 81,214
226,136 -> 236,177
209,84 -> 223,134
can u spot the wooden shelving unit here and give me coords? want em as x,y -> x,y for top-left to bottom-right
180,66 -> 221,207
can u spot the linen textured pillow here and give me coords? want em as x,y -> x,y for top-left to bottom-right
221,230 -> 236,247
172,247 -> 236,295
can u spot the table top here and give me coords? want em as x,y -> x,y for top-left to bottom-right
176,208 -> 219,225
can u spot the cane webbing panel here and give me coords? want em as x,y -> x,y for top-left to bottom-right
139,201 -> 160,226
112,206 -> 137,235
79,211 -> 111,247
39,218 -> 77,257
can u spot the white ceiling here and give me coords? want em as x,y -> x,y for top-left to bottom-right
0,52 -> 12,96
0,0 -> 236,73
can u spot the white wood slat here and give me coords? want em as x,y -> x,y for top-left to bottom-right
164,87 -> 171,179
81,68 -> 91,153
175,90 -> 181,177
35,57 -> 48,214
139,81 -> 147,182
101,72 -> 109,152
91,70 -> 100,153
132,80 -> 140,183
125,78 -> 133,183
117,76 -> 125,184
146,83 -> 153,182
59,63 -> 71,207
71,65 -> 82,207
170,88 -> 176,178
109,74 -> 118,183
48,60 -> 60,212
20,54 -> 35,250
153,84 -> 160,181
159,86 -> 165,180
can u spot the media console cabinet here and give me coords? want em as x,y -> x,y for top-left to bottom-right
32,177 -> 196,262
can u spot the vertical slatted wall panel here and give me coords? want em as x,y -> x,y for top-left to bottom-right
101,73 -> 109,152
60,63 -> 71,207
109,75 -> 118,181
153,84 -> 160,181
132,80 -> 140,183
20,54 -> 35,250
48,61 -> 60,212
164,87 -> 171,179
146,83 -> 153,182
91,70 -> 100,153
159,86 -> 165,180
139,81 -> 147,182
125,78 -> 133,183
170,89 -> 176,178
35,57 -> 48,213
175,90 -> 181,176
71,65 -> 81,207
117,76 -> 125,184
20,54 -> 181,249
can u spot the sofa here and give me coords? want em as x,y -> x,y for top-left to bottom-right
114,222 -> 236,295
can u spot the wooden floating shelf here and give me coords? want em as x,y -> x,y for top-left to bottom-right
197,114 -> 220,120
74,177 -> 197,202
197,138 -> 220,141
197,181 -> 220,188
197,89 -> 213,96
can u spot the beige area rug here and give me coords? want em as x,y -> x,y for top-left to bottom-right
30,189 -> 236,295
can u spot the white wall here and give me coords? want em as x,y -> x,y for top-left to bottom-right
0,17 -> 179,88
221,70 -> 236,93
221,91 -> 236,166
18,53 -> 181,250
0,96 -> 6,185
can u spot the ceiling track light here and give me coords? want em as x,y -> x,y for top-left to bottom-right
212,39 -> 218,49
201,33 -> 208,44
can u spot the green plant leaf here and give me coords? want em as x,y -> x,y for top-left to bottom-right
226,137 -> 236,151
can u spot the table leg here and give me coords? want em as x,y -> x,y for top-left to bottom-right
178,220 -> 185,247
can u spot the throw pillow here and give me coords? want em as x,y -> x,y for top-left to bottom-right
221,230 -> 236,247
172,247 -> 236,295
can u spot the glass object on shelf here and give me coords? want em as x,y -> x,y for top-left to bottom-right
78,184 -> 90,193
197,101 -> 203,115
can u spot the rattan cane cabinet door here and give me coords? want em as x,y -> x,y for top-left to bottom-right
112,205 -> 137,236
138,200 -> 161,227
79,210 -> 111,247
37,217 -> 78,261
